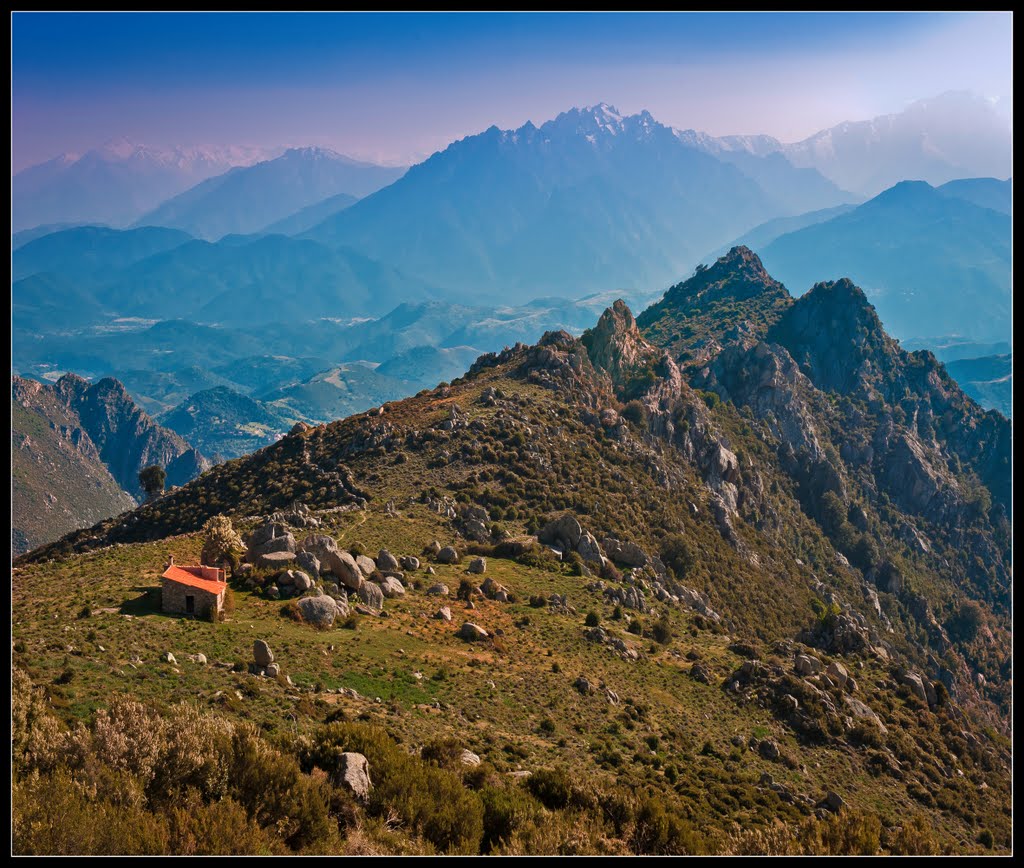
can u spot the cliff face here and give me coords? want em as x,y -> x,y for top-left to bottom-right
11,374 -> 209,555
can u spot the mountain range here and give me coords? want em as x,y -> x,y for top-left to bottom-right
15,248 -> 1011,854
11,139 -> 279,232
133,147 -> 405,239
11,373 -> 209,554
681,91 -> 1012,197
756,180 -> 1011,343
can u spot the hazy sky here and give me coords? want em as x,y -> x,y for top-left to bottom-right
11,11 -> 1013,172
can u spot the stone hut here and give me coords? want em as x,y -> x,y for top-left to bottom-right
161,555 -> 226,618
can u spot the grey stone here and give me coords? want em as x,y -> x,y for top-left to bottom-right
265,662 -> 280,678
377,549 -> 400,571
426,583 -> 449,596
438,546 -> 460,564
357,582 -> 385,612
460,749 -> 482,767
298,595 -> 339,628
468,557 -> 487,575
458,622 -> 489,642
577,531 -> 603,564
379,576 -> 406,598
399,556 -> 420,571
253,640 -> 274,667
758,739 -> 780,761
256,550 -> 297,570
338,752 -> 372,800
433,606 -> 453,622
296,551 -> 320,578
324,550 -> 363,590
539,514 -> 583,550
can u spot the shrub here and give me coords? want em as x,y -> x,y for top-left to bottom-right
584,611 -> 600,628
660,535 -> 694,581
622,401 -> 648,427
652,615 -> 673,645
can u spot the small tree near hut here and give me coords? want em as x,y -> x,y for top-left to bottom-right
201,515 -> 245,573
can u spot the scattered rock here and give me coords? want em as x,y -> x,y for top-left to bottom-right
425,540 -> 442,557
539,514 -> 583,550
265,662 -> 281,678
758,739 -> 781,761
377,549 -> 400,572
822,791 -> 845,813
253,640 -> 274,667
458,622 -> 489,642
400,556 -> 420,571
162,651 -> 177,665
437,546 -> 461,564
460,750 -> 482,767
357,582 -> 385,612
826,661 -> 850,691
255,550 -> 297,570
296,551 -> 320,579
324,550 -> 364,590
379,576 -> 406,598
338,752 -> 372,800
794,653 -> 822,676
298,595 -> 340,628
355,554 -> 377,578
433,606 -> 453,622
426,583 -> 450,596
574,675 -> 595,695
468,557 -> 487,574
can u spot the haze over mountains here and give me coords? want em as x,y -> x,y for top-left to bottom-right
134,147 -> 406,239
681,91 -> 1012,197
11,139 -> 279,232
12,92 -> 1013,468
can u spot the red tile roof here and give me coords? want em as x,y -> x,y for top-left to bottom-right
161,565 -> 226,595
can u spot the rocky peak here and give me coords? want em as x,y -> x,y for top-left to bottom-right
580,300 -> 658,388
768,278 -> 898,397
638,246 -> 792,364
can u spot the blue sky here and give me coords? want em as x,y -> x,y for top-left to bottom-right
12,12 -> 1013,171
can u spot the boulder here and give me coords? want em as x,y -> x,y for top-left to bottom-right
265,662 -> 281,678
194,653 -> 207,665
355,554 -> 377,577
425,540 -> 442,557
539,514 -> 582,550
379,576 -> 406,598
324,550 -> 363,591
460,750 -> 482,767
338,752 -> 372,800
574,675 -> 594,695
298,595 -> 339,628
299,534 -> 340,563
458,622 -> 489,642
902,672 -> 929,704
251,533 -> 295,559
266,585 -> 281,600
256,551 -> 297,570
162,651 -> 177,665
426,583 -> 450,596
253,640 -> 274,667
461,519 -> 491,542
577,532 -> 603,564
399,556 -> 420,571
758,739 -> 780,761
437,546 -> 460,564
357,582 -> 385,612
377,549 -> 400,572
293,571 -> 314,593
794,653 -> 822,676
826,661 -> 849,691
295,551 -> 320,579
468,557 -> 487,575
823,791 -> 845,813
433,606 -> 453,622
